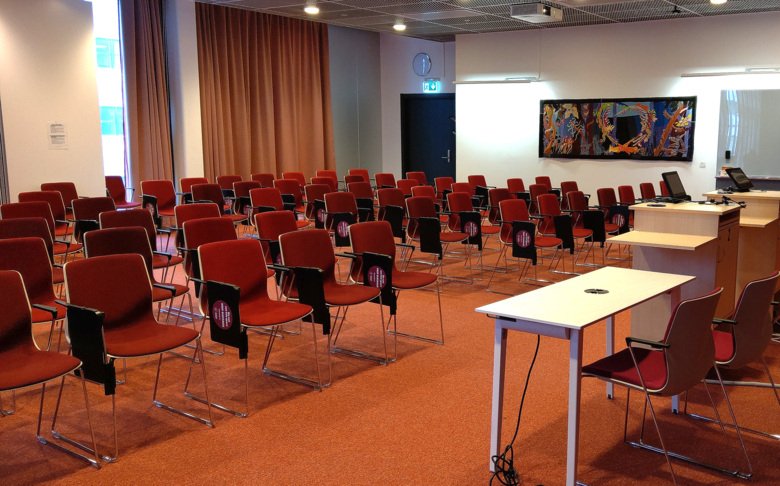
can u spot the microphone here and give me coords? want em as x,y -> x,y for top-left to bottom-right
721,195 -> 747,208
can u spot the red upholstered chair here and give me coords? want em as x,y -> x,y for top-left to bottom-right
71,197 -> 116,243
251,173 -> 275,187
396,178 -> 419,197
348,168 -> 370,183
181,216 -> 238,286
84,227 -> 193,324
174,202 -> 221,248
311,176 -> 337,193
406,171 -> 427,186
249,187 -> 309,229
196,239 -> 316,408
0,238 -> 67,350
487,188 -> 513,226
411,185 -> 437,199
140,179 -> 177,220
1,202 -> 82,259
377,188 -> 407,241
281,171 -> 306,189
63,254 -> 213,460
559,181 -> 579,210
467,174 -> 491,209
618,185 -> 640,205
98,209 -> 183,279
447,190 -> 500,242
324,191 -> 359,241
41,182 -> 79,215
105,175 -> 140,209
660,179 -> 670,197
451,182 -> 473,195
507,178 -> 526,194
232,180 -> 262,218
405,196 -> 468,274
191,183 -> 246,224
18,191 -> 73,239
0,270 -> 98,468
596,187 -> 618,211
639,182 -> 657,200
304,184 -> 330,226
315,169 -> 339,189
434,176 -> 454,200
535,176 -> 553,192
255,210 -> 300,267
528,183 -> 547,216
582,288 -> 752,484
279,228 -> 388,365
375,172 -> 396,189
349,221 -> 442,346
273,178 -> 304,212
216,175 -> 242,197
538,193 -> 592,268
341,174 -> 360,186
347,181 -> 375,221
0,218 -> 65,287
179,177 -> 208,203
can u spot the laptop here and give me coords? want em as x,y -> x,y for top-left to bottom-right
725,167 -> 754,192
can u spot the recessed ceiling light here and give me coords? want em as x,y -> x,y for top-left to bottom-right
393,20 -> 407,31
303,2 -> 319,15
710,0 -> 727,4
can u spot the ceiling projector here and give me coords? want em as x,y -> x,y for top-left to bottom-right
510,3 -> 564,23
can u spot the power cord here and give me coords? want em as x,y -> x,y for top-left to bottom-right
490,334 -> 542,486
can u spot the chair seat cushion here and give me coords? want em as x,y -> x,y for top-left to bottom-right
158,208 -> 175,217
104,318 -> 198,358
152,282 -> 189,302
573,228 -> 593,239
53,241 -> 83,255
240,298 -> 312,327
31,300 -> 66,323
152,253 -> 184,269
323,281 -> 380,306
393,270 -> 437,290
0,346 -> 80,391
536,236 -> 562,248
713,329 -> 735,363
582,348 -> 668,392
605,223 -> 620,233
115,201 -> 141,209
224,214 -> 247,223
441,231 -> 468,243
295,220 -> 310,229
482,225 -> 500,235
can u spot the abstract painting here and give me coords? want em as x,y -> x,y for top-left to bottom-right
539,97 -> 696,161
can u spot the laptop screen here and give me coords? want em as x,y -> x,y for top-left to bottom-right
725,167 -> 754,192
661,171 -> 688,200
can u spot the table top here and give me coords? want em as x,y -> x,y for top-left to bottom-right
631,201 -> 739,215
704,189 -> 780,201
608,231 -> 714,250
475,267 -> 694,330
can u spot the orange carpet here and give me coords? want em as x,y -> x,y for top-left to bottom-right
2,242 -> 779,485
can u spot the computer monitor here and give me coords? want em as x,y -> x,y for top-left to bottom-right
725,167 -> 754,192
661,171 -> 689,201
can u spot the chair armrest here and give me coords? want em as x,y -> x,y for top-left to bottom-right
53,262 -> 64,268
625,336 -> 669,349
335,252 -> 359,259
32,303 -> 58,319
153,283 -> 177,298
189,277 -> 205,285
268,264 -> 293,273
395,242 -> 415,249
712,317 -> 737,326
55,219 -> 73,226
156,227 -> 172,235
55,300 -> 102,314
177,246 -> 193,254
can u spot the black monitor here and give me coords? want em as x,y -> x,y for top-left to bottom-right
725,167 -> 754,192
661,171 -> 689,201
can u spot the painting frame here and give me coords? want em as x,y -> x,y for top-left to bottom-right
539,96 -> 696,161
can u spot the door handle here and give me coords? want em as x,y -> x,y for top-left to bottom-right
441,149 -> 451,163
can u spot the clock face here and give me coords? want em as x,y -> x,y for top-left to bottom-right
413,52 -> 431,76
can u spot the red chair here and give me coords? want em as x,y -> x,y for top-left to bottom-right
349,221 -> 443,345
0,238 -> 67,350
324,192 -> 359,242
406,171 -> 428,185
618,185 -> 640,205
639,182 -> 657,200
315,169 -> 339,189
507,178 -> 526,195
232,180 -> 262,218
281,172 -> 306,191
597,187 -> 631,233
535,176 -> 553,192
348,168 -> 370,183
660,179 -> 670,197
538,193 -> 592,268
347,181 -> 375,221
0,270 -> 99,468
71,197 -> 116,243
434,176 -> 454,200
179,177 -> 208,202
487,188 -> 513,226
447,191 -> 500,244
396,178 -> 419,197
41,182 -> 79,214
377,188 -> 407,241
191,183 -> 246,224
174,202 -> 221,248
63,254 -> 213,460
451,182 -> 473,195
181,216 -> 238,284
279,229 -> 388,365
105,175 -> 140,209
304,184 -> 330,227
140,179 -> 177,220
255,210 -> 300,266
0,218 -> 65,284
467,175 -> 491,208
582,288 -> 751,484
249,187 -> 308,229
216,175 -> 242,197
343,174 -> 363,185
528,183 -> 547,215
311,176 -> 337,193
251,173 -> 275,187
18,191 -> 73,239
375,173 -> 396,189
559,181 -> 579,210
411,185 -> 437,199
405,196 -> 468,275
273,178 -> 304,211
1,202 -> 82,259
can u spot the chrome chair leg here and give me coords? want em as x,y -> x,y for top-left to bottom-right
153,340 -> 214,427
387,287 -> 445,345
0,390 -> 15,416
331,301 -> 391,365
43,374 -> 102,467
262,320 -> 330,390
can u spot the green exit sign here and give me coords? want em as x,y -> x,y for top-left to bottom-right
423,78 -> 441,93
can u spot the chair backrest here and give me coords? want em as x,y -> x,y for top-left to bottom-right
1,201 -> 57,236
84,227 -> 155,276
405,195 -> 436,219
347,181 -> 374,200
375,173 -> 396,189
279,228 -> 336,283
174,202 -> 221,229
0,218 -> 55,261
304,184 -> 330,221
324,191 -> 357,215
559,181 -> 578,209
434,177 -> 454,196
535,176 -> 552,191
411,185 -> 436,199
281,172 -> 306,187
249,187 -> 284,211
216,175 -> 242,191
182,217 -> 237,277
507,178 -> 526,193
273,179 -> 303,206
99,208 -> 159,251
377,188 -> 404,208
661,288 -> 722,396
343,174 -> 363,185
41,182 -> 78,209
18,191 -> 67,221
105,175 -> 129,205
597,188 -> 618,208
618,185 -> 636,205
537,193 -> 561,235
348,168 -> 370,183
65,254 -> 155,331
349,221 -> 398,281
191,183 -> 226,212
72,197 -> 116,222
316,169 -> 338,181
396,179 -> 418,197
567,191 -> 589,212
446,192 -> 475,231
0,270 -> 34,354
180,177 -> 208,194
725,272 -> 780,368
659,180 -> 670,197
198,239 -> 270,304
311,176 -> 337,192
406,171 -> 428,185
0,238 -> 56,305
251,173 -> 275,187
233,181 -> 262,199
528,184 -> 547,214
468,175 -> 487,189
451,182 -> 473,195
140,180 -> 176,211
255,210 -> 299,241
499,199 -> 531,243
639,182 -> 656,200
488,188 -> 512,224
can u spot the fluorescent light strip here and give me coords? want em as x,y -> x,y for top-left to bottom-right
681,68 -> 780,77
454,77 -> 539,85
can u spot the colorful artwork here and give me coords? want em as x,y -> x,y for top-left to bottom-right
539,97 -> 696,161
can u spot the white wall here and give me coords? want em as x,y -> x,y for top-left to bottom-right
380,34 -> 455,178
456,12 -> 780,199
165,0 -> 204,181
0,0 -> 104,198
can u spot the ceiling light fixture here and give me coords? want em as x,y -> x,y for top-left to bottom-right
710,0 -> 727,4
681,67 -> 780,77
393,19 -> 407,31
303,2 -> 319,15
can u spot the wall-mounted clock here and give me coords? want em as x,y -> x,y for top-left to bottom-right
413,52 -> 432,77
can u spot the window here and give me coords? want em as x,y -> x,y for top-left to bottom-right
95,38 -> 119,69
100,106 -> 124,136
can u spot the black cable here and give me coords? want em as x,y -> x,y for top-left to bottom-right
490,334 -> 542,486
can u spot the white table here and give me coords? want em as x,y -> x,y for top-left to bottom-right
475,266 -> 694,486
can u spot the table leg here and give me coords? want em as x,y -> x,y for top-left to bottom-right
566,328 -> 583,486
489,321 -> 508,472
669,288 -> 681,413
605,314 -> 615,399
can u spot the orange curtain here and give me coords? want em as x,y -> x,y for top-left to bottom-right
195,4 -> 335,180
120,0 -> 174,193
